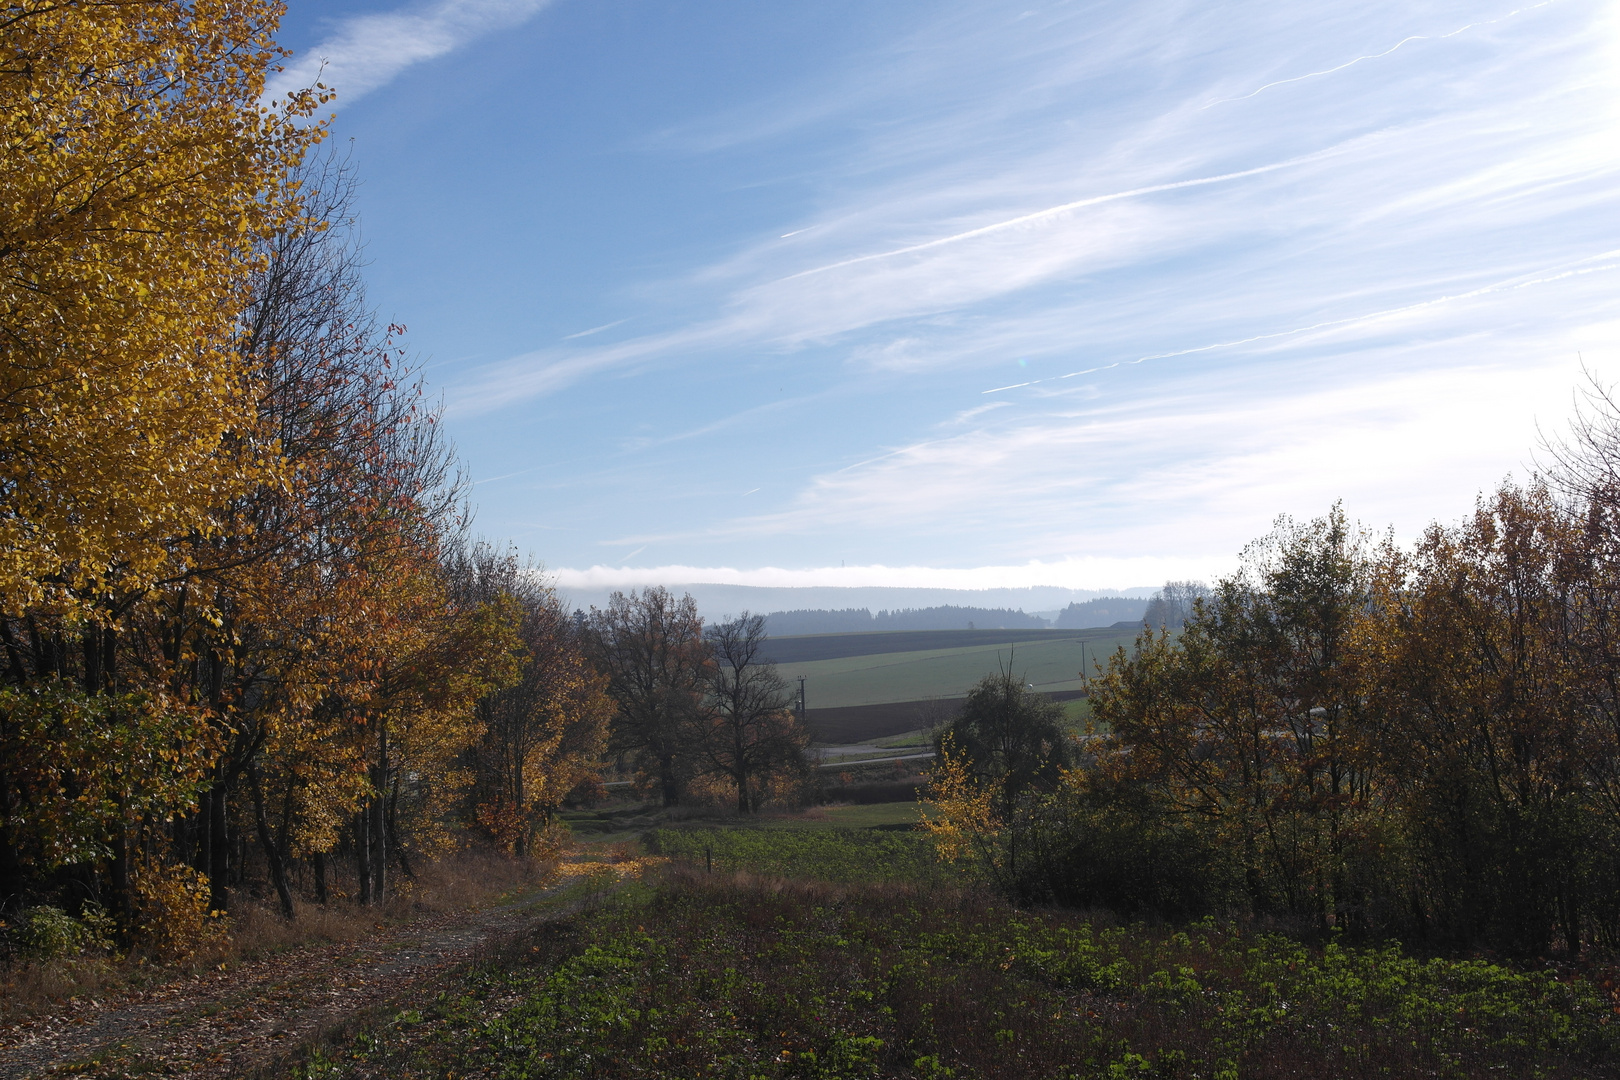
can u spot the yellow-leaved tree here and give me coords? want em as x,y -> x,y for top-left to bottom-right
0,0 -> 324,613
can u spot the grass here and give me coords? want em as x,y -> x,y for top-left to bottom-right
815,803 -> 923,828
785,633 -> 1134,710
643,825 -> 953,885
815,748 -> 932,765
283,870 -> 1620,1080
763,627 -> 1131,665
762,803 -> 924,829
804,699 -> 960,744
874,729 -> 935,749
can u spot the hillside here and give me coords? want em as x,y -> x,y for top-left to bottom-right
760,626 -> 1137,742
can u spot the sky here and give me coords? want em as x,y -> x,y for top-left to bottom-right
271,0 -> 1620,595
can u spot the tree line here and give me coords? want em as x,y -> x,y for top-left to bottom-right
930,408 -> 1620,955
0,3 -> 809,957
1,1 -> 621,945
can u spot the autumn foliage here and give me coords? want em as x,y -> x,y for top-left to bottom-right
0,2 -> 610,956
927,448 -> 1620,954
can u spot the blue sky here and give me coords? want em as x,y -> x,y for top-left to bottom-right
272,0 -> 1620,594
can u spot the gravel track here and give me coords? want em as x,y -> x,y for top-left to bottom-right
0,889 -> 559,1079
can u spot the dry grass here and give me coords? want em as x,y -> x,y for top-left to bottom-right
0,847 -> 552,1026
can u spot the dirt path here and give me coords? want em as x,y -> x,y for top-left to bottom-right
0,884 -> 573,1079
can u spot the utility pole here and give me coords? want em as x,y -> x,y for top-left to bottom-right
796,676 -> 806,718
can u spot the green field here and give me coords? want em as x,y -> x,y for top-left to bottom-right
784,631 -> 1134,710
762,626 -> 1128,665
644,825 -> 948,884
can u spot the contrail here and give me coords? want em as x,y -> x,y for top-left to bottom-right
1202,1 -> 1556,109
981,249 -> 1620,393
781,147 -> 1347,282
563,318 -> 631,340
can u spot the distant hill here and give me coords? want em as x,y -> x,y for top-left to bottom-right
764,605 -> 1050,636
555,583 -> 1158,620
1053,597 -> 1147,628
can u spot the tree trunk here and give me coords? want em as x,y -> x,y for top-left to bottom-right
109,810 -> 130,921
371,724 -> 387,904
660,753 -> 680,807
734,728 -> 750,814
370,793 -> 386,903
356,811 -> 371,906
195,795 -> 212,880
0,815 -> 24,908
82,626 -> 102,693
513,766 -> 527,858
386,775 -> 415,880
101,626 -> 116,692
249,767 -> 296,919
208,782 -> 230,911
312,850 -> 329,905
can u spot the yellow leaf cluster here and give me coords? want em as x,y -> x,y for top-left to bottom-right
0,0 -> 324,613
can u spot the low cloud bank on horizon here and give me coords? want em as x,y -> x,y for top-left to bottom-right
548,558 -> 1234,594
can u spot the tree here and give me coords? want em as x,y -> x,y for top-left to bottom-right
1093,507 -> 1393,927
0,0 -> 325,929
1384,482 -> 1588,952
1141,581 -> 1208,629
702,613 -> 808,813
586,588 -> 709,806
0,0 -> 325,614
934,662 -> 1070,817
454,543 -> 611,852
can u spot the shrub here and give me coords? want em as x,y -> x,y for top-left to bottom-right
12,903 -> 115,959
133,860 -> 222,961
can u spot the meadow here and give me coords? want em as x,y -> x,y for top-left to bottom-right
781,631 -> 1134,711
644,824 -> 946,883
763,627 -> 1128,666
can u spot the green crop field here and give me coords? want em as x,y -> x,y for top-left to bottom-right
762,626 -> 1129,665
783,631 -> 1136,710
293,835 -> 1620,1080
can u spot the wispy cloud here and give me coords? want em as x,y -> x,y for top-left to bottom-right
1201,1 -> 1559,109
563,318 -> 632,340
430,0 -> 1620,574
981,249 -> 1620,393
780,148 -> 1349,283
266,0 -> 554,105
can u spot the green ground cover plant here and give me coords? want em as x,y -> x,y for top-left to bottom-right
644,826 -> 951,884
286,873 -> 1620,1079
812,803 -> 922,829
